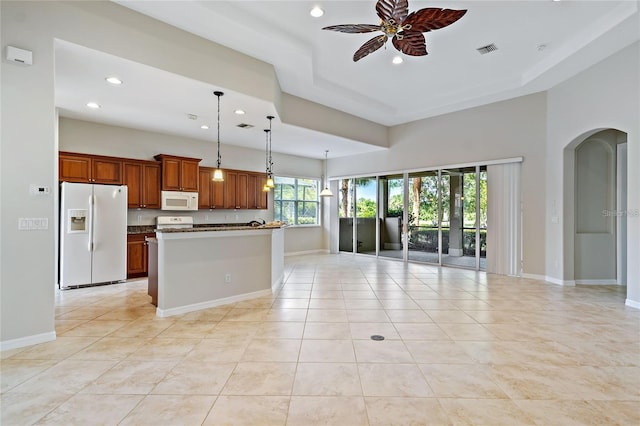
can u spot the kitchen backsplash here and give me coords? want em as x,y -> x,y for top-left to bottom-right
127,209 -> 272,226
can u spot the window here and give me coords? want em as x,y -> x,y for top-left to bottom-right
274,177 -> 320,225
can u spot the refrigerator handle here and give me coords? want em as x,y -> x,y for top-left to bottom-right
88,194 -> 94,252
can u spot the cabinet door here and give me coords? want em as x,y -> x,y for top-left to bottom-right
247,174 -> 258,209
161,157 -> 181,190
212,179 -> 224,209
127,235 -> 147,278
198,168 -> 212,209
142,163 -> 161,209
92,158 -> 122,184
123,162 -> 143,208
256,174 -> 269,210
224,171 -> 238,209
237,172 -> 249,209
59,154 -> 91,183
181,160 -> 200,191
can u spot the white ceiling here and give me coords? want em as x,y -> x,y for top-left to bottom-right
55,0 -> 639,159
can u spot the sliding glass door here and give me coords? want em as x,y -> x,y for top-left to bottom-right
378,174 -> 404,260
356,177 -> 377,255
407,171 -> 440,264
337,165 -> 487,271
338,178 -> 354,252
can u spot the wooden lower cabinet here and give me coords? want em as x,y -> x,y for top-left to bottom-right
127,233 -> 155,278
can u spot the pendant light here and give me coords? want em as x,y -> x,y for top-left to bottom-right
320,150 -> 333,197
212,91 -> 224,182
266,115 -> 275,188
263,128 -> 271,192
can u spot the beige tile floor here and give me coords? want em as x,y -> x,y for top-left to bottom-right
2,253 -> 639,425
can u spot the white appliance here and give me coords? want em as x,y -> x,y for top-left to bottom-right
161,191 -> 198,211
59,182 -> 127,289
156,216 -> 194,230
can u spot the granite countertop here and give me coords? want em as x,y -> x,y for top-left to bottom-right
127,225 -> 156,235
156,223 -> 286,233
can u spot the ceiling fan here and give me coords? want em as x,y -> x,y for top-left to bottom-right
322,0 -> 467,62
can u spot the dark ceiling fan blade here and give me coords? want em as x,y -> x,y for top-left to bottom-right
322,24 -> 382,34
403,8 -> 467,32
392,31 -> 427,56
376,0 -> 409,24
353,35 -> 388,62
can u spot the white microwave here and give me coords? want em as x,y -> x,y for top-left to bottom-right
161,191 -> 198,211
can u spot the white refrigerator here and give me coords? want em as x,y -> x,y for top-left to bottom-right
59,182 -> 128,289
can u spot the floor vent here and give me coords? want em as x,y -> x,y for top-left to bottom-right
476,43 -> 498,55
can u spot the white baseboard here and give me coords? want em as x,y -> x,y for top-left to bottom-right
156,289 -> 273,318
285,249 -> 329,257
543,276 -> 576,286
625,299 -> 640,310
521,273 -> 545,281
1,331 -> 56,352
575,279 -> 618,285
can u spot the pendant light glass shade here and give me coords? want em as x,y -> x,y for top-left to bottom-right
320,150 -> 333,197
266,177 -> 275,188
212,91 -> 224,182
320,187 -> 334,197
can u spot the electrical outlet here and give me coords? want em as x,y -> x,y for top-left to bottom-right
224,273 -> 232,283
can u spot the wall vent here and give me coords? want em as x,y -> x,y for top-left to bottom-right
476,43 -> 498,55
236,123 -> 254,129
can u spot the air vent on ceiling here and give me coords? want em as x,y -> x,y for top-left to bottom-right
236,123 -> 254,129
476,43 -> 498,55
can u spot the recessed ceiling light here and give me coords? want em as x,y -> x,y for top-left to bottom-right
310,6 -> 324,18
105,76 -> 122,85
86,102 -> 100,109
234,109 -> 246,115
201,125 -> 209,130
392,56 -> 403,64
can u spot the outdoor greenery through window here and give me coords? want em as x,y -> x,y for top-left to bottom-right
273,177 -> 320,225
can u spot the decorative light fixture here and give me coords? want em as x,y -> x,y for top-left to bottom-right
212,91 -> 224,182
320,150 -> 333,197
322,0 -> 467,62
266,115 -> 275,188
263,128 -> 271,192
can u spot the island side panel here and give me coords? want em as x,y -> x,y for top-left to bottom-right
157,233 -> 272,314
271,228 -> 285,290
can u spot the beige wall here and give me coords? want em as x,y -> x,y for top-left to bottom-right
546,42 -> 639,303
329,93 -> 547,276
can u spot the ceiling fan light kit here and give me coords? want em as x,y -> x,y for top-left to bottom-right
322,0 -> 467,62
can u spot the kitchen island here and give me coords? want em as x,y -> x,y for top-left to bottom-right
147,224 -> 285,317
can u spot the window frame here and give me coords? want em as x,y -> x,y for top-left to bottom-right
273,175 -> 321,226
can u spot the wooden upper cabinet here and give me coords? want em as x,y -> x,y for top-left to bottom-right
223,170 -> 239,209
198,167 -> 226,210
154,154 -> 201,191
255,173 -> 269,210
124,161 -> 161,209
198,168 -> 212,209
59,152 -> 122,184
142,163 -> 161,208
223,170 -> 250,209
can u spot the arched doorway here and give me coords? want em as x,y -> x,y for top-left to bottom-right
563,128 -> 628,287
